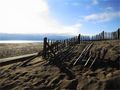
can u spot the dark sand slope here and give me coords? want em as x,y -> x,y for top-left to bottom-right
0,40 -> 120,90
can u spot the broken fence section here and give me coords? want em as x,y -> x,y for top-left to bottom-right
42,29 -> 120,59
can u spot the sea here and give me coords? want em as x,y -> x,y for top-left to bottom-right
0,40 -> 43,43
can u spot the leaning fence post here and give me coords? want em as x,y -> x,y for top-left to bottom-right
43,37 -> 47,58
118,28 -> 120,39
78,34 -> 80,44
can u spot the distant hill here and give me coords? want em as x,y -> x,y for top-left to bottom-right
0,33 -> 71,41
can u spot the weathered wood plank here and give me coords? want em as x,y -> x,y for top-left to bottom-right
84,56 -> 92,67
73,43 -> 93,66
0,53 -> 38,65
89,55 -> 97,68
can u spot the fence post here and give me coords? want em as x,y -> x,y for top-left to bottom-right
47,39 -> 50,58
102,31 -> 104,40
118,28 -> 120,39
78,34 -> 80,44
43,37 -> 47,58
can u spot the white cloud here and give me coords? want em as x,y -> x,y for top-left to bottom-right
84,12 -> 120,22
92,0 -> 98,5
0,0 -> 81,35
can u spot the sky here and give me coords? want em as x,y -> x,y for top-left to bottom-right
0,0 -> 120,35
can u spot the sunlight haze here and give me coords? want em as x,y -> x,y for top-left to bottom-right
0,0 -> 119,35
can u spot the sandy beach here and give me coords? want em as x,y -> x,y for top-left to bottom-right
0,40 -> 120,90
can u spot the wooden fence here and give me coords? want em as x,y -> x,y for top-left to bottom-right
42,29 -> 120,58
43,34 -> 80,58
80,28 -> 120,42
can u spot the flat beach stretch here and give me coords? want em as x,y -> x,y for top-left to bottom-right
0,42 -> 42,59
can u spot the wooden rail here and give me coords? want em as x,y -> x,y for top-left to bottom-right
73,43 -> 94,66
0,53 -> 38,66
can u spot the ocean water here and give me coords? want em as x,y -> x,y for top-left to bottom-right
0,40 -> 43,43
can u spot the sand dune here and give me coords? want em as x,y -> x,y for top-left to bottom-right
0,40 -> 120,90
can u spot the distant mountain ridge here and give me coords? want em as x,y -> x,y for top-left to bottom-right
0,33 -> 71,41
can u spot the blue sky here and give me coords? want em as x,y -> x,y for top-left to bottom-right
0,0 -> 120,35
47,0 -> 120,34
